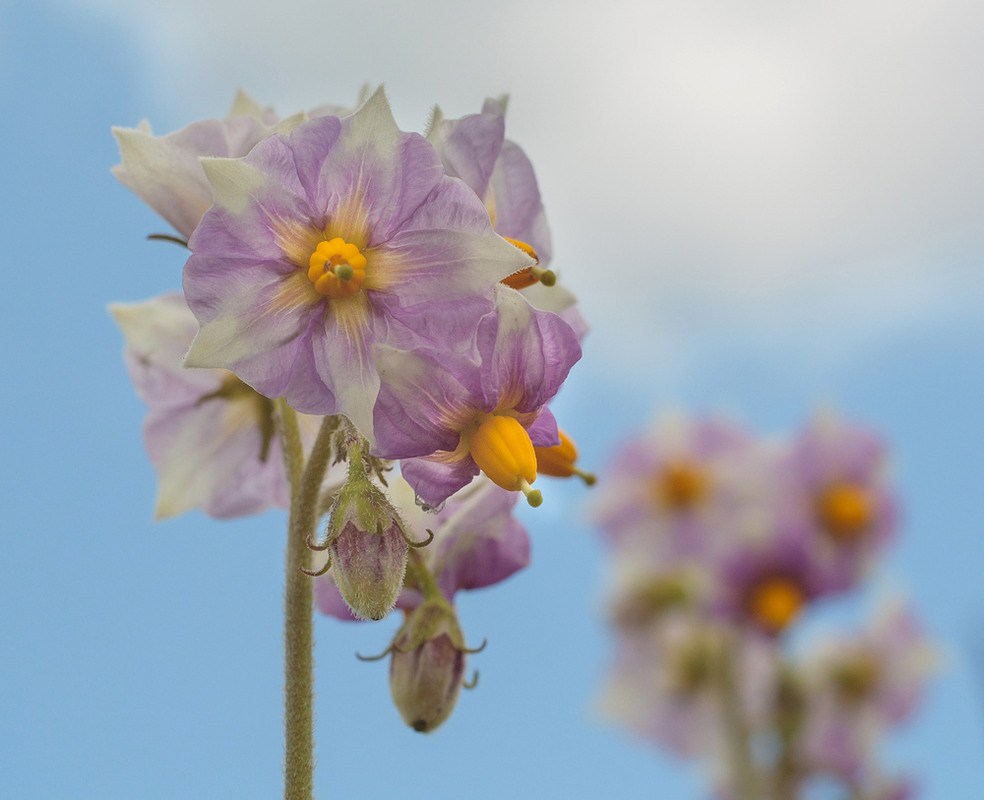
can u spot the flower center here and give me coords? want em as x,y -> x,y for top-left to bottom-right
654,460 -> 707,511
467,414 -> 541,505
613,576 -> 688,629
746,575 -> 805,634
307,237 -> 367,298
667,635 -> 715,695
816,482 -> 871,542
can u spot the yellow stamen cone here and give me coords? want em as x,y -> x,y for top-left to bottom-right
469,415 -> 537,494
534,430 -> 596,485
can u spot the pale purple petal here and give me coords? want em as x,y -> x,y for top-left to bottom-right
527,406 -> 560,448
372,178 -> 532,306
477,287 -> 582,412
111,293 -> 217,408
400,457 -> 480,509
372,346 -> 482,460
112,115 -> 273,238
429,481 -> 529,597
294,89 -> 445,244
112,292 -> 294,519
144,397 -> 288,519
487,140 -> 552,265
431,107 -> 505,198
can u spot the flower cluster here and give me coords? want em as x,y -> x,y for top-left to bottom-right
113,87 -> 584,516
111,87 -> 592,733
593,413 -> 935,799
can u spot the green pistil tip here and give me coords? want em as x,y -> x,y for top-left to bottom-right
519,479 -> 542,507
336,263 -> 354,281
578,470 -> 597,486
535,267 -> 556,287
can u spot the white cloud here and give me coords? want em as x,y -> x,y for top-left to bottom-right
83,0 -> 984,384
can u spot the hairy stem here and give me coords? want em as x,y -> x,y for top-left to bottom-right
280,405 -> 338,800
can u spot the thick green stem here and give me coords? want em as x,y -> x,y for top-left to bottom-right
279,405 -> 338,800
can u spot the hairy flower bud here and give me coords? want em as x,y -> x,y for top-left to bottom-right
325,469 -> 409,621
389,599 -> 468,733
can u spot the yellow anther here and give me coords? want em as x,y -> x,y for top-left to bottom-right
816,482 -> 871,542
468,415 -> 538,494
654,460 -> 706,511
307,237 -> 367,298
500,237 -> 556,291
746,576 -> 805,634
533,430 -> 596,485
502,237 -> 538,261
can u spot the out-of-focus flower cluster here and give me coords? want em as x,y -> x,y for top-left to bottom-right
593,413 -> 936,800
111,87 -> 593,732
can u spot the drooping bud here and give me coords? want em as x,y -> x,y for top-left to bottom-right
324,445 -> 409,621
389,598 -> 469,733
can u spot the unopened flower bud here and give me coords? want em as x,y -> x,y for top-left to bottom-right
325,463 -> 409,621
389,599 -> 468,733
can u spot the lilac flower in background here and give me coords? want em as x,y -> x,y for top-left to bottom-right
593,414 -> 760,565
780,412 -> 898,580
592,412 -> 934,800
795,600 -> 937,777
110,292 -> 337,518
711,522 -> 856,637
316,474 -> 529,621
373,286 -> 581,507
182,88 -> 532,441
599,609 -> 779,758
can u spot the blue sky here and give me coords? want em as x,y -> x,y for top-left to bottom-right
2,0 -> 984,797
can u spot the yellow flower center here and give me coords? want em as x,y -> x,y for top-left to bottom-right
307,237 -> 367,298
816,482 -> 871,542
467,414 -> 541,505
746,575 -> 805,634
654,460 -> 707,511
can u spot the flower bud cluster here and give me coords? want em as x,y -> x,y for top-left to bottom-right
317,475 -> 528,731
593,412 -> 935,798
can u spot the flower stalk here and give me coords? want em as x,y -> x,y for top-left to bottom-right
280,403 -> 338,800
712,631 -> 758,800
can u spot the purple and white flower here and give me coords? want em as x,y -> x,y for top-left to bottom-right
182,88 -> 533,442
599,609 -> 779,758
110,292 -> 334,518
592,414 -> 761,567
778,412 -> 898,580
795,600 -> 936,776
372,286 -> 581,506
